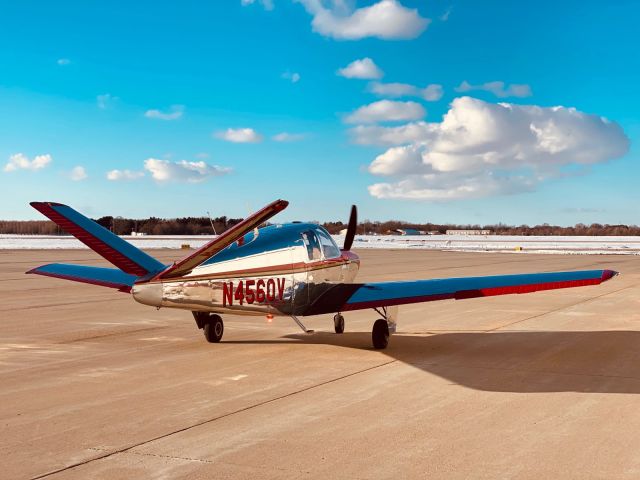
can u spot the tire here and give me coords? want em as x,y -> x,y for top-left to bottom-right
203,315 -> 224,343
372,319 -> 389,349
334,313 -> 345,334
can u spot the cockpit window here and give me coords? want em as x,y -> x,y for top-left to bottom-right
316,229 -> 341,259
301,231 -> 322,261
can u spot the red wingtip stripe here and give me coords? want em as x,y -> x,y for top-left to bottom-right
601,270 -> 617,281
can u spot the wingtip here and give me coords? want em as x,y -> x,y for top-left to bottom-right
275,199 -> 289,211
26,264 -> 51,275
602,269 -> 618,281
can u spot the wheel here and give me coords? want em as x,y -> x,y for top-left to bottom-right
203,314 -> 224,343
334,313 -> 345,334
372,319 -> 389,349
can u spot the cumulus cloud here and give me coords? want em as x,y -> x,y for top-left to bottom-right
241,0 -> 274,10
57,58 -> 71,66
97,93 -> 118,109
272,132 -> 306,142
369,82 -> 443,101
296,0 -> 429,40
215,127 -> 263,143
144,105 -> 185,120
144,158 -> 232,183
70,166 -> 88,181
337,58 -> 383,79
364,96 -> 629,200
345,100 -> 425,124
350,121 -> 436,146
282,71 -> 301,83
4,153 -> 52,172
455,81 -> 532,98
106,169 -> 145,181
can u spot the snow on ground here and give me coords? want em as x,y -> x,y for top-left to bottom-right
2,234 -> 640,255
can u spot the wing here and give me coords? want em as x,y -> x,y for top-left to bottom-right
304,269 -> 617,315
157,199 -> 288,279
27,264 -> 138,292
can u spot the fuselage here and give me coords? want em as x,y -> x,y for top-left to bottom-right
131,223 -> 360,316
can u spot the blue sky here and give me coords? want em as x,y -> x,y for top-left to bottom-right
1,0 -> 638,225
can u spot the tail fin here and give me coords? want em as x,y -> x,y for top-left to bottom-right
157,198 -> 288,279
30,202 -> 165,276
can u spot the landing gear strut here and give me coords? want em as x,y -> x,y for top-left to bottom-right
334,313 -> 345,334
193,312 -> 224,343
371,306 -> 398,350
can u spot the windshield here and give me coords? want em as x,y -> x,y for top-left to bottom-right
316,229 -> 341,259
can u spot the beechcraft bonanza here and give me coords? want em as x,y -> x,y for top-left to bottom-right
28,200 -> 618,349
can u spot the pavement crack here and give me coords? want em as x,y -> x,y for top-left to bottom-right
30,359 -> 397,479
88,447 -> 215,464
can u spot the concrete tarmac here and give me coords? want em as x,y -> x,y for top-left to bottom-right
1,249 -> 639,479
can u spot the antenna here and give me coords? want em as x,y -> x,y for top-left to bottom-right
206,211 -> 218,235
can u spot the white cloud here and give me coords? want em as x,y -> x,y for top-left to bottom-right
337,58 -> 383,79
455,81 -> 532,98
106,169 -> 145,181
4,153 -> 52,172
350,121 -> 436,146
296,0 -> 429,40
70,166 -> 88,181
57,58 -> 71,66
282,71 -> 301,83
272,132 -> 306,142
144,158 -> 232,183
144,105 -> 185,121
241,0 -> 273,10
422,84 -> 443,101
369,82 -> 443,101
364,96 -> 629,200
345,100 -> 425,124
215,127 -> 263,143
97,93 -> 118,109
440,6 -> 452,21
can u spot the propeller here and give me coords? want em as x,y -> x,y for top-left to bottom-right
342,204 -> 357,251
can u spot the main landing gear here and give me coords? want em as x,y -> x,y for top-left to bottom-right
371,306 -> 398,350
193,312 -> 224,343
334,313 -> 345,334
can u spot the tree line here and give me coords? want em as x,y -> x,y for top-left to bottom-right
2,217 -> 640,236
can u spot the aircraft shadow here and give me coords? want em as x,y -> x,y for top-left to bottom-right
226,330 -> 640,394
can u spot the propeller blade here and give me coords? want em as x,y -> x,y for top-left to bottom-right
343,204 -> 357,251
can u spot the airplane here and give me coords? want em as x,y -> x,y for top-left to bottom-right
27,199 -> 618,349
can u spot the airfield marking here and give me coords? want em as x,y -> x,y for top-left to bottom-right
29,359 -> 398,479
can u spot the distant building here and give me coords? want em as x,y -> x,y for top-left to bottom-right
130,231 -> 148,237
389,228 -> 426,236
445,229 -> 493,235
